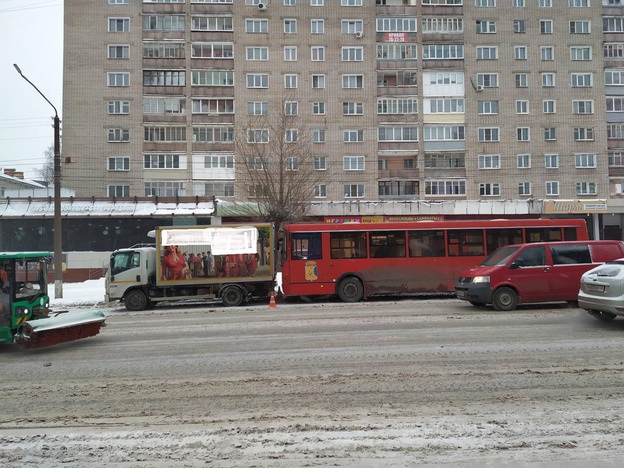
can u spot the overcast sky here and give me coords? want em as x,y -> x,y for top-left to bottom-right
0,0 -> 63,179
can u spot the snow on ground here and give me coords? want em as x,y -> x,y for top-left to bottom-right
49,278 -> 106,308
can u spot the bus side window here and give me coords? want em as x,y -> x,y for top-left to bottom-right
408,230 -> 445,257
563,227 -> 578,241
330,232 -> 367,259
447,230 -> 484,256
486,229 -> 523,255
291,233 -> 322,260
526,228 -> 562,243
370,231 -> 406,258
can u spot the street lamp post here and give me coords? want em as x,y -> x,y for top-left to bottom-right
14,64 -> 63,299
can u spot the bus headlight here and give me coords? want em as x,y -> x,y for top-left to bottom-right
472,276 -> 490,283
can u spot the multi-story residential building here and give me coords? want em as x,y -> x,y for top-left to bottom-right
62,0 -> 623,233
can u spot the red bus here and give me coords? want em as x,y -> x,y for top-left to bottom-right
280,218 -> 589,302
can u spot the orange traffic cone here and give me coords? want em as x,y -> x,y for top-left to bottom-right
269,291 -> 277,309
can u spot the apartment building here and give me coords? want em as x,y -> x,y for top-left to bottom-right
61,0 -> 623,223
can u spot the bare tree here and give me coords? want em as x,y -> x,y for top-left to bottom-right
35,144 -> 55,184
234,98 -> 324,231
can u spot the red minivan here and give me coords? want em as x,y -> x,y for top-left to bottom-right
454,241 -> 624,311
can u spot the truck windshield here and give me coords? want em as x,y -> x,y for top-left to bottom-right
14,259 -> 46,300
480,246 -> 521,266
111,251 -> 140,275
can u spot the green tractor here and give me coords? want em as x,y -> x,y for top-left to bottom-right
0,252 -> 105,349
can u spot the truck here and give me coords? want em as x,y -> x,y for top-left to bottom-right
105,224 -> 276,310
0,252 -> 106,348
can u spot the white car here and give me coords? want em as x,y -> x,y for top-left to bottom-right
578,259 -> 624,321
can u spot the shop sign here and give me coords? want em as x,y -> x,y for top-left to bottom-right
544,201 -> 607,214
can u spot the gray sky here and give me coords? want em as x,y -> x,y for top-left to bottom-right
0,0 -> 63,179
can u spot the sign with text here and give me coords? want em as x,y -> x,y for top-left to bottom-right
544,201 -> 607,214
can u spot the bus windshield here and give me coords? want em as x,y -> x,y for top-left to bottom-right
480,246 -> 521,266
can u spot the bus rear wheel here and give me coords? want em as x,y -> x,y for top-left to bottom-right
337,277 -> 364,303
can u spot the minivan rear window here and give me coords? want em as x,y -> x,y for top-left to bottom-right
481,246 -> 520,266
550,244 -> 591,265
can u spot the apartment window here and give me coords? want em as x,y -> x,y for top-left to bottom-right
477,73 -> 498,88
514,20 -> 526,33
516,100 -> 529,114
476,20 -> 496,33
404,159 -> 415,170
311,19 -> 324,34
342,47 -> 364,61
191,16 -> 233,31
246,19 -> 268,33
341,20 -> 364,34
540,20 -> 553,34
313,102 -> 325,115
285,101 -> 299,116
515,46 -> 527,60
283,46 -> 297,61
315,184 -> 327,198
422,17 -> 463,34
144,98 -> 185,114
203,155 -> 233,169
476,0 -> 496,6
477,46 -> 498,60
204,182 -> 234,198
191,42 -> 233,59
246,157 -> 270,171
312,74 -> 325,89
606,97 -> 624,111
108,185 -> 130,197
517,154 -> 531,168
108,100 -> 130,114
609,152 -> 624,167
576,182 -> 596,195
108,17 -> 130,32
378,159 -> 388,170
344,156 -> 365,170
247,129 -> 269,143
513,0 -> 525,6
108,72 -> 129,87
422,44 -> 464,60
515,73 -> 528,88
379,127 -> 419,142
192,71 -> 233,87
477,101 -> 498,114
546,181 -> 559,196
478,128 -> 499,142
573,100 -> 593,114
518,182 -> 531,196
517,127 -> 530,141
542,73 -> 555,87
539,0 -> 552,6
545,154 -> 559,168
569,0 -> 589,6
247,47 -> 268,61
311,46 -> 325,61
543,100 -> 556,113
109,0 -> 129,3
145,182 -> 185,197
342,0 -> 362,5
108,128 -> 130,142
570,46 -> 591,61
246,74 -> 269,88
143,70 -> 186,86
343,130 -> 364,142
376,17 -> 418,33
377,44 -> 417,61
425,179 -> 466,196
144,154 -> 182,169
424,125 -> 464,141
192,99 -> 234,115
478,154 -> 500,169
284,19 -> 297,33
344,184 -> 364,198
313,129 -> 326,143
574,128 -> 594,141
284,74 -> 298,89
192,126 -> 234,144
144,126 -> 186,142
604,17 -> 624,32
608,124 -> 624,139
314,157 -> 327,170
143,15 -> 185,31
344,102 -> 364,115
541,46 -> 554,61
571,73 -> 592,87
606,70 -> 624,85
480,183 -> 500,196
380,98 -> 419,114
108,157 -> 130,171
575,153 -> 597,168
570,20 -> 591,34
108,45 -> 129,59
284,0 -> 295,5
544,127 -> 556,140
311,0 -> 324,5
143,42 -> 185,59
286,157 -> 299,171
342,75 -> 363,89
285,129 -> 298,143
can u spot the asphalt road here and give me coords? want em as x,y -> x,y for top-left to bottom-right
1,298 -> 623,467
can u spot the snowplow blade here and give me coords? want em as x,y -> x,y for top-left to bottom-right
15,310 -> 106,349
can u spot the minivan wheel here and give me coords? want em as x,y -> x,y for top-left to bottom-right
492,287 -> 519,311
587,310 -> 617,322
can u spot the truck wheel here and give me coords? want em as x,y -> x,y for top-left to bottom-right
337,277 -> 364,303
588,310 -> 617,322
221,286 -> 244,307
492,287 -> 518,311
124,289 -> 148,311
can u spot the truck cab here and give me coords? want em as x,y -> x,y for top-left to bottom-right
105,247 -> 156,309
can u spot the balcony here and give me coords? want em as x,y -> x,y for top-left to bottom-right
378,169 -> 419,179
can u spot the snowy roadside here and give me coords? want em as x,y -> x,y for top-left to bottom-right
49,278 -> 107,309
